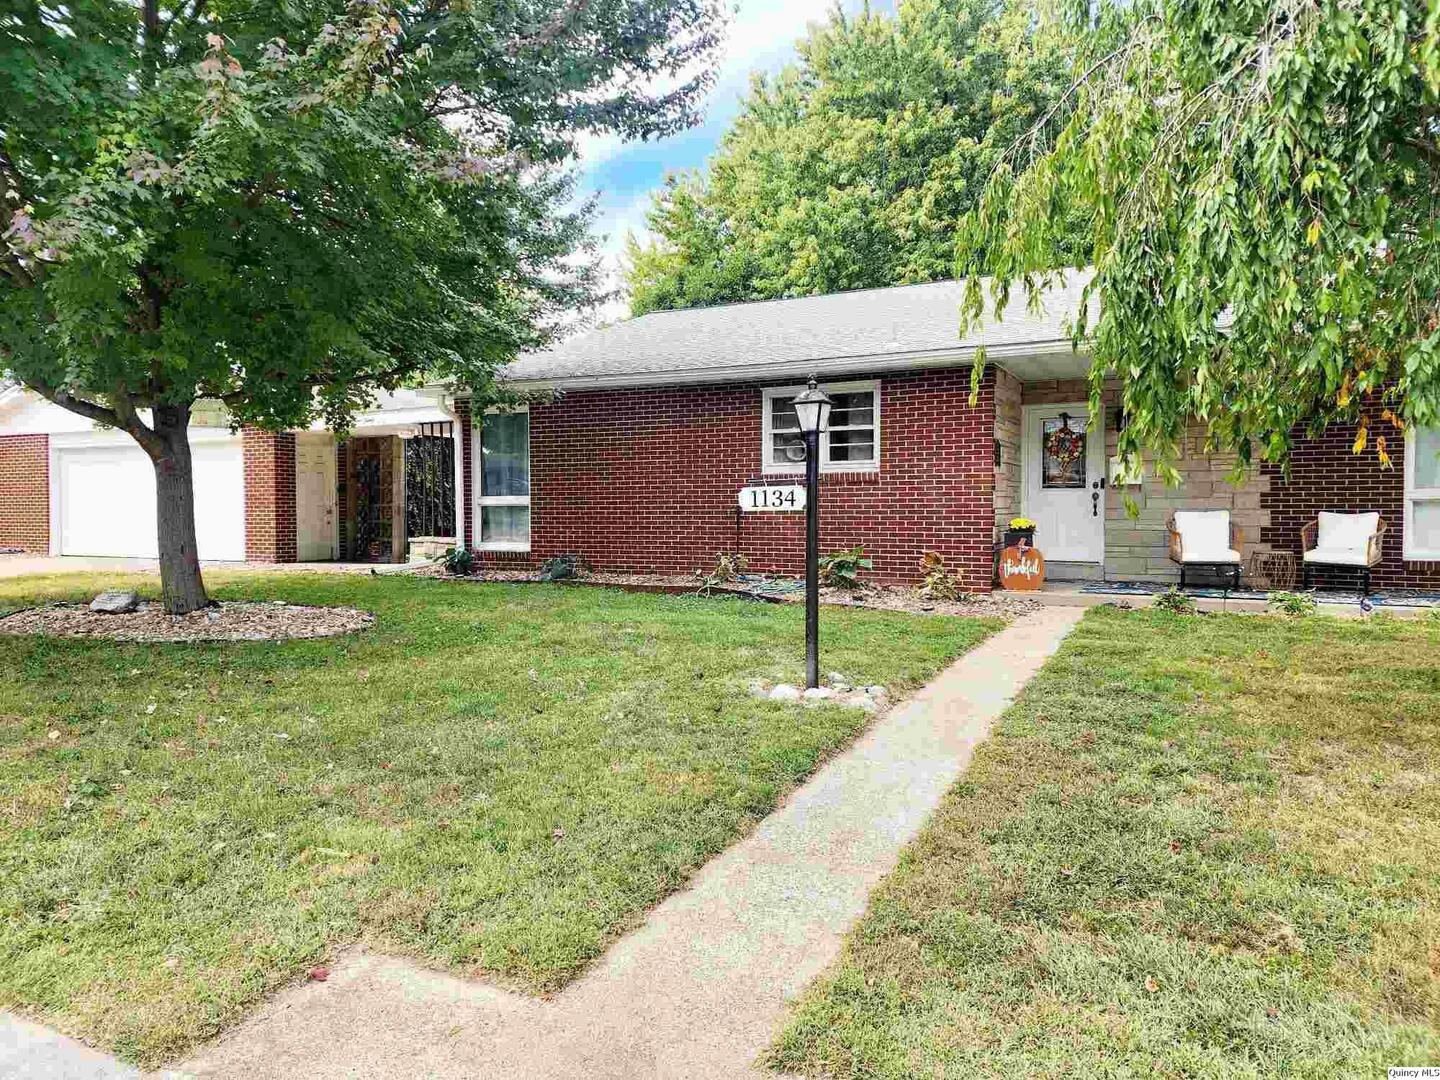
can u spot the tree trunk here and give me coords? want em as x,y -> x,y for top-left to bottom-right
149,403 -> 211,614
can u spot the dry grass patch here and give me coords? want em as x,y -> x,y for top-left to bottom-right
770,606 -> 1440,1078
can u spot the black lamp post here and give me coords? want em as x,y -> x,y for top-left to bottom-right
791,377 -> 833,690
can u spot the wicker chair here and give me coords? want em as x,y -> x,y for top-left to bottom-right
1301,512 -> 1386,594
1167,510 -> 1244,590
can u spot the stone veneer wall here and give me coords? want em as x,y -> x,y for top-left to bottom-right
1019,379 -> 1273,583
993,368 -> 1022,546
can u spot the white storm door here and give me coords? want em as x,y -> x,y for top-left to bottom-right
1022,403 -> 1105,563
296,435 -> 338,561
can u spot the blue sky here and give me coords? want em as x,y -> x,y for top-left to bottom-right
574,0 -> 898,314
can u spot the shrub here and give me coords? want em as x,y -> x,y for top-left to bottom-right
819,546 -> 873,590
1267,590 -> 1318,617
1153,587 -> 1197,614
539,554 -> 589,582
436,547 -> 475,576
918,550 -> 970,601
695,551 -> 748,593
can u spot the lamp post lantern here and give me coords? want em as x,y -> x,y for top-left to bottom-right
792,377 -> 833,689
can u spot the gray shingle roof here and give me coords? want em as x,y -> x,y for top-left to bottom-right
502,270 -> 1094,388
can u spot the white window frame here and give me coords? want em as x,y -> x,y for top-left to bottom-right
1404,424 -> 1440,560
762,380 -> 881,474
475,405 -> 531,552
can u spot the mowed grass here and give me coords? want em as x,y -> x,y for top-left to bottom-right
770,606 -> 1440,1078
0,572 -> 996,1066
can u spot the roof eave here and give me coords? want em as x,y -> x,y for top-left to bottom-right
491,339 -> 1088,395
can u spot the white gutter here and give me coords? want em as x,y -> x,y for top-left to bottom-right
494,339 -> 1085,394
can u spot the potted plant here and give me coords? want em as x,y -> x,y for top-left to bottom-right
1003,517 -> 1036,548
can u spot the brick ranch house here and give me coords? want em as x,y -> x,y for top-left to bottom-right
4,273 -> 1440,592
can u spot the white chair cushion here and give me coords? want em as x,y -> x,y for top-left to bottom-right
1316,511 -> 1378,557
1304,546 -> 1373,567
1181,548 -> 1242,565
1173,511 -> 1232,559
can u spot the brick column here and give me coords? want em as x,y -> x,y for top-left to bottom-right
0,434 -> 49,552
455,399 -> 474,550
243,429 -> 297,562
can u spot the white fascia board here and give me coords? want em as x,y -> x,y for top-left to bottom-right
490,340 -> 1090,394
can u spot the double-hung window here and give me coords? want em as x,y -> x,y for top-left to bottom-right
477,409 -> 530,550
763,380 -> 880,472
1405,425 -> 1440,559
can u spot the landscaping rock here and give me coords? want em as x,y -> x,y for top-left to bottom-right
768,684 -> 801,701
865,685 -> 889,701
89,590 -> 139,614
843,693 -> 880,713
802,687 -> 834,701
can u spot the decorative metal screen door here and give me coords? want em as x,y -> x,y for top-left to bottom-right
348,437 -> 395,561
404,422 -> 455,541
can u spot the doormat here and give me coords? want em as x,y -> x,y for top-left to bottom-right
1078,580 -> 1440,608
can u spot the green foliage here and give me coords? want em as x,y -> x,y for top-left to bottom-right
538,553 -> 588,582
3,0 -> 725,423
624,0 -> 1082,315
958,0 -> 1440,477
436,546 -> 474,577
1267,590 -> 1319,617
1151,586 -> 1196,615
819,545 -> 873,590
918,549 -> 969,601
0,0 -> 724,605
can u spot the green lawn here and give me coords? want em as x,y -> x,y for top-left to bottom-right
0,572 -> 996,1066
770,606 -> 1440,1078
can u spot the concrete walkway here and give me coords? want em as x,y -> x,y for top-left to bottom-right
2,607 -> 1083,1080
0,1015 -> 138,1080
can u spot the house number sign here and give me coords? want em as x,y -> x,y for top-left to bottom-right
738,485 -> 807,512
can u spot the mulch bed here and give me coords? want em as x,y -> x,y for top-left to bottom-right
0,601 -> 374,642
442,566 -> 1043,618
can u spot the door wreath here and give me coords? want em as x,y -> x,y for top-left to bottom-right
1045,414 -> 1085,471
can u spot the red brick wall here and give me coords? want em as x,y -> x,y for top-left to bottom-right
243,429 -> 297,562
472,369 -> 998,589
1261,401 -> 1440,589
0,434 -> 48,552
455,399 -> 474,551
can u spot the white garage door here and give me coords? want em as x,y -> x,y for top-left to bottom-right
56,438 -> 245,560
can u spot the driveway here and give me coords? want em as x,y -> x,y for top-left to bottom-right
0,555 -> 168,578
0,556 -> 380,579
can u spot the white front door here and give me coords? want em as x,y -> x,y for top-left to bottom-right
1022,403 -> 1105,563
296,435 -> 338,561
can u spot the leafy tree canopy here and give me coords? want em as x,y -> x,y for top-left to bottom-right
0,0 -> 724,609
624,0 -> 1080,315
959,0 -> 1440,480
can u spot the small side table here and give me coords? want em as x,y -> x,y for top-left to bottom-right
1248,550 -> 1297,592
